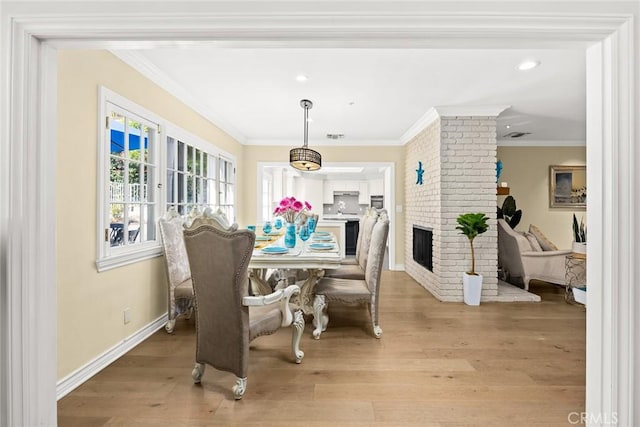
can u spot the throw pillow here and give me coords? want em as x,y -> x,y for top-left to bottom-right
515,232 -> 533,252
524,232 -> 543,251
529,224 -> 558,251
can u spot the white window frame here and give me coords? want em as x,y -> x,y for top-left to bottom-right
97,87 -> 164,271
164,123 -> 237,220
217,155 -> 236,223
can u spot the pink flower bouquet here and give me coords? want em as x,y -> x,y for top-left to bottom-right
273,196 -> 312,223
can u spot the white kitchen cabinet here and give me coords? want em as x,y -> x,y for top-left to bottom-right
306,180 -> 324,215
333,180 -> 358,191
369,178 -> 384,196
323,180 -> 335,204
358,181 -> 369,204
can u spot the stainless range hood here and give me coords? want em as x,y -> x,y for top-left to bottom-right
333,191 -> 360,196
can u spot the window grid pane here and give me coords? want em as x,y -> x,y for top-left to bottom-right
166,139 -> 226,215
107,105 -> 157,251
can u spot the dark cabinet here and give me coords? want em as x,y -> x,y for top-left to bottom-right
345,220 -> 360,256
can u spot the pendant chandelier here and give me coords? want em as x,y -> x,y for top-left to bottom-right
290,99 -> 322,171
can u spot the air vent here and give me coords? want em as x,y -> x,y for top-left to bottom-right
503,131 -> 531,138
326,133 -> 345,140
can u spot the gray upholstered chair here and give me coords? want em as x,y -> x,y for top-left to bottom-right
158,209 -> 195,333
183,214 -> 305,400
312,213 -> 390,339
497,219 -> 571,290
324,208 -> 381,280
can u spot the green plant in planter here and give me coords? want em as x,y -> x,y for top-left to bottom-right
497,195 -> 522,229
572,214 -> 586,243
456,213 -> 490,275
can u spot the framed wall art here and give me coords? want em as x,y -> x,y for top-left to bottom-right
549,165 -> 586,209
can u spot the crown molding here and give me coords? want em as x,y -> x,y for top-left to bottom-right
400,105 -> 510,145
399,107 -> 439,145
247,138 -> 402,146
498,139 -> 586,147
433,105 -> 510,118
110,50 -> 247,144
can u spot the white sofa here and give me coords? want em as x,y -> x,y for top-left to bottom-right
497,219 -> 572,291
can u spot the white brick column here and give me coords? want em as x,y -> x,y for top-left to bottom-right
405,106 -> 507,302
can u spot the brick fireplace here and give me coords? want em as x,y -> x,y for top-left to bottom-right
404,107 -> 503,302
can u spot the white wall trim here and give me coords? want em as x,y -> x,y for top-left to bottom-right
585,18 -> 636,426
433,105 -> 511,118
392,264 -> 405,272
56,315 -> 168,400
497,139 -> 586,147
0,4 -> 636,426
247,138 -> 402,146
399,107 -> 439,145
400,105 -> 510,145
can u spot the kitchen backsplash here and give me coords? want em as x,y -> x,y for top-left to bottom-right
323,194 -> 368,215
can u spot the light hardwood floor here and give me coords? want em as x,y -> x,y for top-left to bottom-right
58,271 -> 585,426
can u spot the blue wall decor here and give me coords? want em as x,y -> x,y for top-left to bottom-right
416,161 -> 424,185
496,159 -> 503,183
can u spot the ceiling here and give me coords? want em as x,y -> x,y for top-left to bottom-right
114,47 -> 586,147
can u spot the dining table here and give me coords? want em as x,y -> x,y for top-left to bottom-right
248,229 -> 343,315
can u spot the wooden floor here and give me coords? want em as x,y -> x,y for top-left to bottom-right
58,272 -> 585,426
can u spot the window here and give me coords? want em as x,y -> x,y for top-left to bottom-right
107,109 -> 158,249
218,157 -> 235,221
165,133 -> 234,220
97,87 -> 237,271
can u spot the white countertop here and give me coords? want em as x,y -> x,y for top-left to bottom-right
322,214 -> 361,221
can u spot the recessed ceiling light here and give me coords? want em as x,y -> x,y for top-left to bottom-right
296,74 -> 308,82
518,60 -> 541,71
505,124 -> 511,129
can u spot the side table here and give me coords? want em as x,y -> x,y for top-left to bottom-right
565,253 -> 586,304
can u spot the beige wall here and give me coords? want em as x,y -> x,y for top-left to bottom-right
497,146 -> 586,249
242,145 -> 406,266
56,50 -> 242,379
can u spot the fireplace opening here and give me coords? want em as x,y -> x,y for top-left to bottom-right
413,225 -> 433,271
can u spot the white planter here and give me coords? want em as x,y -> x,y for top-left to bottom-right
463,273 -> 483,306
572,242 -> 587,254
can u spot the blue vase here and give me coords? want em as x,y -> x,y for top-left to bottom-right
307,216 -> 316,233
284,222 -> 296,248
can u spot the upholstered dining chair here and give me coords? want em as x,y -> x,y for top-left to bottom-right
183,214 -> 305,400
324,208 -> 381,280
312,212 -> 390,339
158,209 -> 195,333
159,207 -> 238,333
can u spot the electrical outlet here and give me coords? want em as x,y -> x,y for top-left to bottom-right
123,308 -> 131,324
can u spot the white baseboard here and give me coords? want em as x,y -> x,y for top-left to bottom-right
392,264 -> 405,271
56,314 -> 167,400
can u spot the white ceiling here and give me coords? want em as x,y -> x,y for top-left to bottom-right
116,47 -> 586,146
